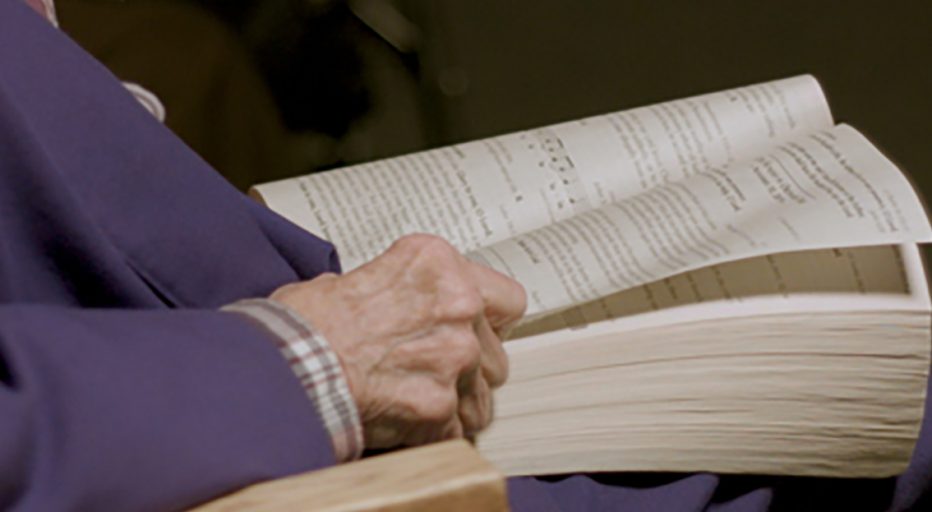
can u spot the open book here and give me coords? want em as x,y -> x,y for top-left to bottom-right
253,76 -> 932,478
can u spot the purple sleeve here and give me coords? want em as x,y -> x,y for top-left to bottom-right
223,299 -> 363,463
0,305 -> 337,511
0,4 -> 344,510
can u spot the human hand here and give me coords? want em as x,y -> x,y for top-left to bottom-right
270,234 -> 526,449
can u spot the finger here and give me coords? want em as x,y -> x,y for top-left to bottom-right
387,325 -> 482,390
465,259 -> 527,331
473,314 -> 509,387
457,367 -> 493,436
403,413 -> 464,446
440,416 -> 466,442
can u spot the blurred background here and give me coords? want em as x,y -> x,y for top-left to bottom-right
57,0 -> 931,196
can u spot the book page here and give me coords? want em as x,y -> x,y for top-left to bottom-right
513,245 -> 920,338
468,125 -> 932,317
255,76 -> 832,270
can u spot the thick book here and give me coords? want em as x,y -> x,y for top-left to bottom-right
252,76 -> 932,478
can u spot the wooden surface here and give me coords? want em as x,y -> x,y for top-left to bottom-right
191,440 -> 508,512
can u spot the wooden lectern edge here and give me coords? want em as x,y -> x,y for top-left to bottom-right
190,439 -> 509,512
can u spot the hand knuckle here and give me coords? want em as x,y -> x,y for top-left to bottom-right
394,233 -> 430,249
448,331 -> 480,370
395,233 -> 454,259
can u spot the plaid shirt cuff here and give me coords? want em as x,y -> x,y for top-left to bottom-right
222,298 -> 363,462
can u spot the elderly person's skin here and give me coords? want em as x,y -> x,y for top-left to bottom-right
271,234 -> 527,449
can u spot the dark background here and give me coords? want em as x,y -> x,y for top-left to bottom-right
57,0 -> 932,199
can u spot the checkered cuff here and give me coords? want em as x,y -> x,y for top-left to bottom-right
222,298 -> 363,462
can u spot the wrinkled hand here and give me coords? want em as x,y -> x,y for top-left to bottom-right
270,234 -> 526,449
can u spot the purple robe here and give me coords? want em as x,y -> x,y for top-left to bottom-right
0,1 -> 929,509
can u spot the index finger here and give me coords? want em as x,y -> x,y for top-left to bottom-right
464,258 -> 527,331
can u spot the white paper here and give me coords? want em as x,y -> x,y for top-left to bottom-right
256,76 -> 833,270
514,244 -> 920,337
469,125 -> 932,317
